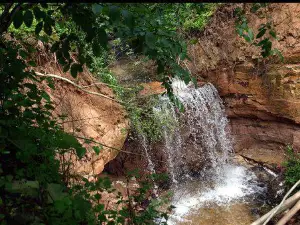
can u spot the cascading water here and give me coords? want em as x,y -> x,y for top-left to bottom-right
153,79 -> 234,182
150,79 -> 265,224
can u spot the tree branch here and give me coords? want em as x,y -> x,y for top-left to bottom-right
251,189 -> 300,225
82,82 -> 132,90
262,179 -> 300,225
276,199 -> 300,225
35,72 -> 124,104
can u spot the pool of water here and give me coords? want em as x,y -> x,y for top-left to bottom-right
167,164 -> 266,225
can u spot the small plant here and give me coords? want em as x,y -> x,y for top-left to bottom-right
234,3 -> 283,61
282,145 -> 300,188
181,3 -> 218,32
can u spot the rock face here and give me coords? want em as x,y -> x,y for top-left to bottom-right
37,57 -> 129,179
187,3 -> 300,166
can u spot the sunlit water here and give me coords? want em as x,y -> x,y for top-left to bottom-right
168,164 -> 265,224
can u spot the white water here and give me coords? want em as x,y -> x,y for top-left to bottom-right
153,79 -> 234,182
169,164 -> 263,224
141,79 -> 264,224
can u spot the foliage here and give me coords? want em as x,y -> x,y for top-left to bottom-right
0,2 -> 187,224
282,145 -> 300,188
128,95 -> 178,143
0,39 -> 87,224
234,3 -> 283,61
178,3 -> 218,32
0,2 -> 283,224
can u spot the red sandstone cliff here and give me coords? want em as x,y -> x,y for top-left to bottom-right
187,3 -> 300,165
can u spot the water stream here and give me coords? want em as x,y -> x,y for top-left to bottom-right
140,79 -> 266,224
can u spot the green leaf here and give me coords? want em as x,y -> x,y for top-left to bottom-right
145,32 -> 155,49
92,41 -> 101,57
24,83 -> 37,91
122,10 -> 134,29
19,50 -> 28,59
179,52 -> 187,60
86,26 -> 96,43
75,146 -> 86,159
70,63 -> 83,78
63,63 -> 70,73
92,4 -> 103,15
94,193 -> 101,200
98,29 -> 108,49
51,42 -> 60,53
35,21 -> 43,35
47,183 -> 67,201
92,145 -> 103,155
109,6 -> 120,23
251,3 -> 261,13
241,21 -> 247,30
95,204 -> 105,212
44,22 -> 52,36
28,61 -> 37,67
256,28 -> 266,39
23,10 -> 34,27
189,39 -> 198,45
248,29 -> 254,42
13,10 -> 23,29
157,61 -> 164,74
269,30 -> 277,39
41,91 -> 51,102
243,34 -> 251,43
236,27 -> 243,36
272,48 -> 284,62
33,7 -> 46,20
45,77 -> 55,90
56,131 -> 86,158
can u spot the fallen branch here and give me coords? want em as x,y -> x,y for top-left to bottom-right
251,190 -> 300,225
276,199 -> 300,225
263,179 -> 300,225
35,72 -> 124,104
82,82 -> 132,90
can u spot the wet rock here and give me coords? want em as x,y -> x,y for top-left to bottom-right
250,166 -> 285,206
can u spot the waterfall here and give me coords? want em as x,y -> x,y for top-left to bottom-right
149,79 -> 264,223
136,123 -> 159,194
153,79 -> 234,183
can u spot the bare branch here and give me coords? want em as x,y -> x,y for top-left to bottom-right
262,180 -> 300,225
276,199 -> 300,225
251,188 -> 300,225
82,82 -> 132,90
35,72 -> 124,104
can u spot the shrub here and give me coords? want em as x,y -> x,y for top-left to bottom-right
282,145 -> 300,187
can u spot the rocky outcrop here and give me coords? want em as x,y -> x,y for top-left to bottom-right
187,3 -> 300,166
36,56 -> 129,179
